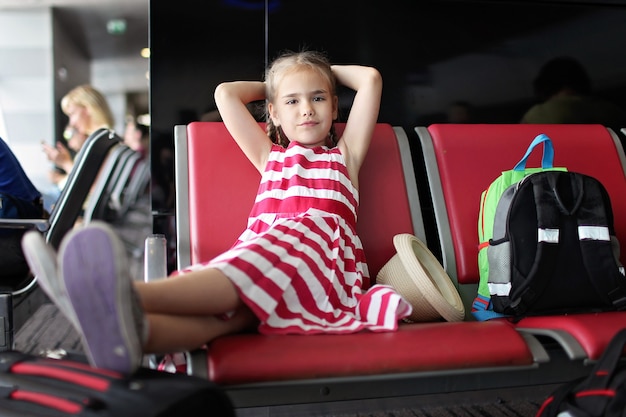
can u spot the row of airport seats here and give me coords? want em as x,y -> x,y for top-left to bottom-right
0,128 -> 123,350
0,129 -> 151,352
83,141 -> 152,279
166,122 -> 626,413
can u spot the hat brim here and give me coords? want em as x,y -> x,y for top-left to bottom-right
386,233 -> 465,322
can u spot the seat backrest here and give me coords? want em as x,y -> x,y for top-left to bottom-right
175,122 -> 425,280
112,154 -> 150,218
417,124 -> 626,292
108,150 -> 143,212
47,128 -> 122,248
82,144 -> 134,223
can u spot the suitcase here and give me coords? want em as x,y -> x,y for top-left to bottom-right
0,350 -> 235,416
536,328 -> 626,417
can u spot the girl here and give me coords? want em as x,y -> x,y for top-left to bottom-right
22,50 -> 412,375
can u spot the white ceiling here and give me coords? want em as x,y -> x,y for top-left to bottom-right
0,0 -> 149,60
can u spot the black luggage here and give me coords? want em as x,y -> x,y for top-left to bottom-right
536,328 -> 626,417
0,350 -> 235,416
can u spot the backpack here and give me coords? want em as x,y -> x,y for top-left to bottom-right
536,328 -> 626,417
486,169 -> 626,318
473,134 -> 566,320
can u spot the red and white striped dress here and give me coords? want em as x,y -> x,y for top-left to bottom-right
185,141 -> 412,334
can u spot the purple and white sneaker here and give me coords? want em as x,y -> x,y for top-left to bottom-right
58,221 -> 144,375
21,231 -> 79,329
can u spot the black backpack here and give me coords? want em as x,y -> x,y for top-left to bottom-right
536,328 -> 626,417
488,170 -> 626,318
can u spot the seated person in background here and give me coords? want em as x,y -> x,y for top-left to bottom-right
521,56 -> 626,128
123,116 -> 149,159
0,137 -> 45,278
42,85 -> 115,203
46,126 -> 88,184
41,126 -> 88,212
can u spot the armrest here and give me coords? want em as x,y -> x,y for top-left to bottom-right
0,219 -> 50,233
143,234 -> 168,369
144,234 -> 168,282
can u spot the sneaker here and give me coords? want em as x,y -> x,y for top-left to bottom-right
58,221 -> 144,375
21,231 -> 79,329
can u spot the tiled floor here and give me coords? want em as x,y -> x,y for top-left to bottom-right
15,302 -> 83,357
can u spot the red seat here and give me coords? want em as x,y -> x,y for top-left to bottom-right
207,320 -> 529,385
416,123 -> 626,360
172,122 -> 539,407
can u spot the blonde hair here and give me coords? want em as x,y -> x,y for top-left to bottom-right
61,85 -> 115,134
264,50 -> 338,148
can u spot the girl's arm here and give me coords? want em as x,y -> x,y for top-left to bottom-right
333,65 -> 382,177
214,81 -> 273,173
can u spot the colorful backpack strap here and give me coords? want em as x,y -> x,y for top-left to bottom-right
513,133 -> 554,171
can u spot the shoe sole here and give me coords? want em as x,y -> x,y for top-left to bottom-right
59,222 -> 141,375
21,231 -> 80,328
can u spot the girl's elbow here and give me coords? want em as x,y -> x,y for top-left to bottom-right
370,66 -> 382,80
214,82 -> 229,103
366,68 -> 383,90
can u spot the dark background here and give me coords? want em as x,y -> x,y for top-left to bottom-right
149,0 -> 626,266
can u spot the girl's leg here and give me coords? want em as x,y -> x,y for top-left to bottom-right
134,267 -> 242,317
24,221 -> 257,374
143,306 -> 258,353
136,268 -> 259,353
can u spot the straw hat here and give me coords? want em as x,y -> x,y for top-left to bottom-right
377,233 -> 465,322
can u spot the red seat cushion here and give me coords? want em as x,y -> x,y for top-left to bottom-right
206,320 -> 532,384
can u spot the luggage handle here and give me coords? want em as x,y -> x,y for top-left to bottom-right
513,133 -> 554,171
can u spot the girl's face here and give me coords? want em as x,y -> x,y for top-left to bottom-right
268,68 -> 338,147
